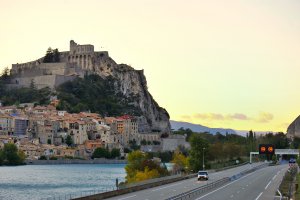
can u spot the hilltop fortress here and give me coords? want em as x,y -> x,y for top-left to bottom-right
10,40 -> 113,89
9,40 -> 171,133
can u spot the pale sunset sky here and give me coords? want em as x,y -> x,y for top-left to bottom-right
1,0 -> 300,133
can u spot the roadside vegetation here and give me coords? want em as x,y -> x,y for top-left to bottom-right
173,128 -> 289,171
125,151 -> 169,183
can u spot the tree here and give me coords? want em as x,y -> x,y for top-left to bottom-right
125,151 -> 147,183
110,148 -> 120,159
171,150 -> 188,173
129,139 -> 140,150
47,139 -> 51,145
43,47 -> 60,63
125,150 -> 169,183
0,67 -> 10,81
0,149 -> 4,165
43,47 -> 53,63
65,135 -> 73,146
53,48 -> 60,62
2,143 -> 25,165
134,167 -> 160,182
141,139 -> 147,145
92,147 -> 110,159
188,134 -> 209,172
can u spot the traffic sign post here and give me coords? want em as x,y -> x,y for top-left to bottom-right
259,144 -> 275,161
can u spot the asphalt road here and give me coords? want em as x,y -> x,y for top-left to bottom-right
194,164 -> 288,200
105,162 -> 265,200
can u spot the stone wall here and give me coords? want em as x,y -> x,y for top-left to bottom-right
10,74 -> 77,89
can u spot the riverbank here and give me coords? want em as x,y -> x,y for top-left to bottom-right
25,159 -> 127,165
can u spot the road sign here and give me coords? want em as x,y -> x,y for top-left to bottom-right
259,144 -> 275,155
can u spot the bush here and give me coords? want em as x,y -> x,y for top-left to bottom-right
39,155 -> 47,160
92,147 -> 110,159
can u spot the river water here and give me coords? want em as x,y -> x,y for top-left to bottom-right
0,164 -> 126,200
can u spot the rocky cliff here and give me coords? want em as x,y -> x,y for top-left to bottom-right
91,54 -> 171,133
287,115 -> 300,139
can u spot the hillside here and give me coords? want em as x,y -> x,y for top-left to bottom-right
0,40 -> 171,133
170,120 -> 236,135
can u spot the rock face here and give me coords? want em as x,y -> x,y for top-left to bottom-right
287,115 -> 300,139
9,40 -> 171,133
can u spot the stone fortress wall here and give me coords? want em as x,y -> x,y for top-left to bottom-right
9,40 -> 109,89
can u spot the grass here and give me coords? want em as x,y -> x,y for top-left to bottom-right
279,166 -> 298,198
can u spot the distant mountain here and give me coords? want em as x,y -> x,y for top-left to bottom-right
170,120 -> 236,135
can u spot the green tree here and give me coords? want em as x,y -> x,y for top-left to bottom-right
47,139 -> 51,145
92,147 -> 110,159
43,47 -> 53,63
110,148 -> 121,159
65,135 -> 73,146
53,48 -> 60,62
0,149 -> 4,165
2,143 -> 25,165
129,139 -> 140,150
188,134 -> 209,171
141,139 -> 147,145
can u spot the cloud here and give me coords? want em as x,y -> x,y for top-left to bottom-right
183,112 -> 273,123
227,113 -> 249,120
255,112 -> 274,123
194,113 -> 225,120
180,115 -> 192,120
192,113 -> 250,121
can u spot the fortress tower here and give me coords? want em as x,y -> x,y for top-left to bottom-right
68,40 -> 95,70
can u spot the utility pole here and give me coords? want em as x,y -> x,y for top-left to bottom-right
203,147 -> 205,170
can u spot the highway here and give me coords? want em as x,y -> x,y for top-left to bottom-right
194,164 -> 288,200
105,162 -> 271,200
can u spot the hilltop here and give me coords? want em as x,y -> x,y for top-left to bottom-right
0,40 -> 170,134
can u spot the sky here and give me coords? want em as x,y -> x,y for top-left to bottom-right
0,0 -> 300,133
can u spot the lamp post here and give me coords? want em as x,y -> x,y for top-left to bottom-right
202,147 -> 205,170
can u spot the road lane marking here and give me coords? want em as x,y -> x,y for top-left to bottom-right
151,182 -> 183,191
255,192 -> 263,200
117,195 -> 137,200
195,171 -> 255,200
265,181 -> 271,190
272,175 -> 277,180
230,195 -> 234,198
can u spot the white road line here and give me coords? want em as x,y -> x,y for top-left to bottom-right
265,181 -> 271,190
117,195 -> 137,200
151,182 -> 183,191
272,175 -> 277,180
255,192 -> 263,200
195,171 -> 255,200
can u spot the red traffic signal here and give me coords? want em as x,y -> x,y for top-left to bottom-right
259,144 -> 275,155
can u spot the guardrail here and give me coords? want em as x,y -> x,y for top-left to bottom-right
165,163 -> 269,200
47,162 -> 257,200
165,177 -> 230,200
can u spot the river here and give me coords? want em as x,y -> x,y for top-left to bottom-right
0,164 -> 126,200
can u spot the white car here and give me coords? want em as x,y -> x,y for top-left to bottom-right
198,171 -> 209,181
